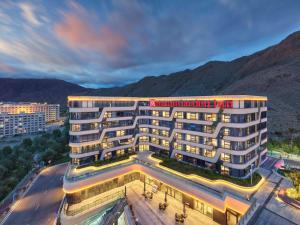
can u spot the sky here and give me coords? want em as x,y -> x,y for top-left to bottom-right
0,0 -> 300,88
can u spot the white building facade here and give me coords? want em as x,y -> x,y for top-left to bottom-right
0,102 -> 60,123
0,112 -> 45,137
68,95 -> 267,178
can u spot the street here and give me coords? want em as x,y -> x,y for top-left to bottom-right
261,157 -> 278,170
2,163 -> 68,225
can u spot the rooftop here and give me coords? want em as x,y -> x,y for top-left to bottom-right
68,95 -> 268,101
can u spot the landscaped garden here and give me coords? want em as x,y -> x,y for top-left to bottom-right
152,154 -> 262,187
77,152 -> 136,169
278,169 -> 300,201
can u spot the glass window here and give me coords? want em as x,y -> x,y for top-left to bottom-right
152,111 -> 159,117
221,153 -> 231,162
186,112 -> 198,120
205,113 -> 217,121
175,112 -> 184,119
162,111 -> 170,117
161,140 -> 169,147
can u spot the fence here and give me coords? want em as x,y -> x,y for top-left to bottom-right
65,190 -> 125,216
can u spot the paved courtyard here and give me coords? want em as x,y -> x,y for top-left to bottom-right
126,181 -> 218,225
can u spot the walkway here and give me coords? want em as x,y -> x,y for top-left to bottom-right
126,181 -> 218,225
249,168 -> 300,225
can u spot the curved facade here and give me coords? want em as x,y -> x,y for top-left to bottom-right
68,95 -> 267,178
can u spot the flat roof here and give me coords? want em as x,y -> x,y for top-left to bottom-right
68,95 -> 267,101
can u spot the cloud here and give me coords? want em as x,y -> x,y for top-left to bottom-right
18,3 -> 42,26
0,62 -> 17,73
55,13 -> 126,57
0,0 -> 300,88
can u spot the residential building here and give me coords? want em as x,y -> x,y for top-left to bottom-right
0,112 -> 45,137
0,102 -> 60,123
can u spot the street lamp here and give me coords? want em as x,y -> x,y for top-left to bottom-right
250,164 -> 254,185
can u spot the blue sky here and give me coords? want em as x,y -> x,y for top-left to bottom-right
0,0 -> 300,88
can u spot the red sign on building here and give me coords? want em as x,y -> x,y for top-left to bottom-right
149,100 -> 233,108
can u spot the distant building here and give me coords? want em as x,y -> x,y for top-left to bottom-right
0,102 -> 60,123
0,112 -> 45,138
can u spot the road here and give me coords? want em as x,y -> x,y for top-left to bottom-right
261,157 -> 278,170
2,163 -> 68,225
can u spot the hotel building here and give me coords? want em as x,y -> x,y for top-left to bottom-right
0,102 -> 60,123
62,95 -> 267,225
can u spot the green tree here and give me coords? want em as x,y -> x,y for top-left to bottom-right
52,129 -> 62,139
22,138 -> 33,148
0,165 -> 8,180
2,146 -> 12,156
42,148 -> 56,164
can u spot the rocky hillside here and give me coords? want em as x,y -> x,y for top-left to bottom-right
87,31 -> 300,136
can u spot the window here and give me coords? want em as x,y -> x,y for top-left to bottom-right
161,130 -> 169,137
174,142 -> 182,150
221,165 -> 230,175
221,140 -> 231,149
116,149 -> 125,156
161,140 -> 169,147
205,113 -> 217,121
152,128 -> 159,135
223,128 -> 230,136
186,134 -> 198,143
104,112 -> 112,118
175,132 -> 182,140
176,122 -> 183,129
151,137 -> 159,144
152,110 -> 159,116
186,145 -> 199,154
152,120 -> 159,126
186,112 -> 198,120
175,112 -> 184,119
222,114 -> 231,122
139,127 -> 148,133
139,145 -> 149,151
139,136 -> 149,142
203,149 -> 216,157
175,153 -> 183,161
221,153 -> 231,162
116,130 -> 125,137
162,111 -> 170,117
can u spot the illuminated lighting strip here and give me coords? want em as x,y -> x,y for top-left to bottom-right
63,169 -> 248,215
68,95 -> 268,101
68,153 -> 263,195
72,155 -> 137,174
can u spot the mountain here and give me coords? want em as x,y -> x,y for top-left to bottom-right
1,31 -> 300,136
87,31 -> 300,136
0,78 -> 86,106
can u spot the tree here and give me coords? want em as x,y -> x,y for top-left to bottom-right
0,165 -> 7,180
42,149 -> 56,164
22,138 -> 32,148
2,146 -> 12,156
52,129 -> 62,139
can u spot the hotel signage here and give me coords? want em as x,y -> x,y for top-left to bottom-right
149,100 -> 233,108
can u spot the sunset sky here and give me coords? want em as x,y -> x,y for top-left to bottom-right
0,0 -> 300,88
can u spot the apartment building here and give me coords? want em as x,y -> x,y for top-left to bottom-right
0,102 -> 60,123
68,95 -> 267,178
0,112 -> 45,137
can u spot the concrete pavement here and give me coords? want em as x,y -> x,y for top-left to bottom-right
1,163 -> 68,225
